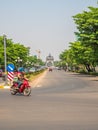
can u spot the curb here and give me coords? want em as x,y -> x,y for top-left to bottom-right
0,85 -> 10,89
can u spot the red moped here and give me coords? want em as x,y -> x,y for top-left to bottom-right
10,79 -> 31,96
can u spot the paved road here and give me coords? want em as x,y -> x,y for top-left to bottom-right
0,70 -> 98,130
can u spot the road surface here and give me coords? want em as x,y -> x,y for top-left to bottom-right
0,69 -> 98,130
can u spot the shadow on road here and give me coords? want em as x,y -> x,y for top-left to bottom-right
67,72 -> 98,81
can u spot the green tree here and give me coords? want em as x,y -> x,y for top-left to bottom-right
59,6 -> 98,72
73,7 -> 98,71
0,35 -> 30,70
69,41 -> 95,72
0,36 -> 4,66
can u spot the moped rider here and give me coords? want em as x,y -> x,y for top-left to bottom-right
17,72 -> 25,89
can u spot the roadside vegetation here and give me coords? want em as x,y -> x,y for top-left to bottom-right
0,6 -> 98,77
0,35 -> 45,73
26,69 -> 46,82
59,6 -> 98,75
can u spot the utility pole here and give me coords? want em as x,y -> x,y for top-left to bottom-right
3,34 -> 7,84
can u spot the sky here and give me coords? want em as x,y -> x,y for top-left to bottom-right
0,0 -> 97,61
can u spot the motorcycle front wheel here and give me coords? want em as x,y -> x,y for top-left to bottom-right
23,87 -> 31,96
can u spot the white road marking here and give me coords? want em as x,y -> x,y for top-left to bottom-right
4,86 -> 10,89
36,84 -> 42,87
32,70 -> 47,88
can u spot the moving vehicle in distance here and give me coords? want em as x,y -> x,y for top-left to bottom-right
48,67 -> 52,72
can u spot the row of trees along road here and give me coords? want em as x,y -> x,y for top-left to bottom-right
0,36 -> 44,71
59,6 -> 98,73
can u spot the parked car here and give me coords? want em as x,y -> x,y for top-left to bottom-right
57,67 -> 61,70
29,67 -> 36,73
0,69 -> 3,77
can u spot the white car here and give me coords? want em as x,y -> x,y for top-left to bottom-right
29,67 -> 36,72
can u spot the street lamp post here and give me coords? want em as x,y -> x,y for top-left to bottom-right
26,61 -> 31,68
3,34 -> 7,84
15,57 -> 22,71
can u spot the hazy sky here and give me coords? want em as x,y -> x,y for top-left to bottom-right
0,0 -> 97,61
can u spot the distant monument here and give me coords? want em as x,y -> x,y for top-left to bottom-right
46,53 -> 54,67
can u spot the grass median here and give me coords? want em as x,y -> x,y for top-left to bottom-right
26,69 -> 47,82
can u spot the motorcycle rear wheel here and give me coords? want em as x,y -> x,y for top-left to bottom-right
23,87 -> 31,96
10,86 -> 17,95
